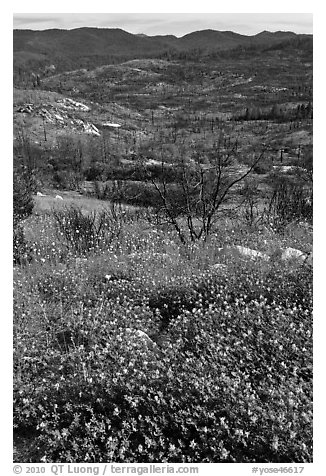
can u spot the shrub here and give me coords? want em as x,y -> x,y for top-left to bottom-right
240,180 -> 261,227
252,161 -> 272,175
13,168 -> 34,225
13,168 -> 34,265
13,222 -> 32,265
52,206 -> 122,255
264,177 -> 313,231
14,258 -> 312,463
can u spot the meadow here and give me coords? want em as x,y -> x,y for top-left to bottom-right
13,191 -> 313,463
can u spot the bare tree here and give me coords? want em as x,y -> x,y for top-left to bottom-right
138,139 -> 264,242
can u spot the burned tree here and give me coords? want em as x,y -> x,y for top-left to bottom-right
138,137 -> 264,242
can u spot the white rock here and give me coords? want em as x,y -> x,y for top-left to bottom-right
135,330 -> 152,342
235,245 -> 270,261
280,247 -> 306,262
125,328 -> 156,349
217,245 -> 269,261
55,195 -> 63,200
62,97 -> 90,111
84,123 -> 100,136
54,113 -> 64,122
273,165 -> 294,173
103,122 -> 121,128
37,192 -> 46,197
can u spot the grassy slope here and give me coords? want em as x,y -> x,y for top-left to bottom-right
14,194 -> 312,462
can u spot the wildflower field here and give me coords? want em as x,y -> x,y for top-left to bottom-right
13,195 -> 313,463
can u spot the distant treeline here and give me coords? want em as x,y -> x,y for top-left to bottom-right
158,36 -> 313,62
233,102 -> 313,122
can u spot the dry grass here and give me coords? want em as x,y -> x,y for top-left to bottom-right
33,191 -> 142,215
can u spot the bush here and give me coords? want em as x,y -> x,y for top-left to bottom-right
253,161 -> 272,175
13,168 -> 34,225
14,259 -> 312,463
13,168 -> 34,265
264,177 -> 313,231
13,222 -> 32,265
52,206 -> 122,255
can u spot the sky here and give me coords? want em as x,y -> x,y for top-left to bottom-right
13,12 -> 313,37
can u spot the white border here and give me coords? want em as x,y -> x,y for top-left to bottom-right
5,3 -> 323,474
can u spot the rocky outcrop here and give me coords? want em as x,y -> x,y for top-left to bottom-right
58,97 -> 90,112
17,104 -> 34,114
15,98 -> 100,137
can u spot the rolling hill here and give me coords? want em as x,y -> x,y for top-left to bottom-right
13,27 -> 312,84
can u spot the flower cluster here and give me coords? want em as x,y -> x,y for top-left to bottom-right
14,207 -> 312,463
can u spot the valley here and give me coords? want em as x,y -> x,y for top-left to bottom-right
13,26 -> 313,464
